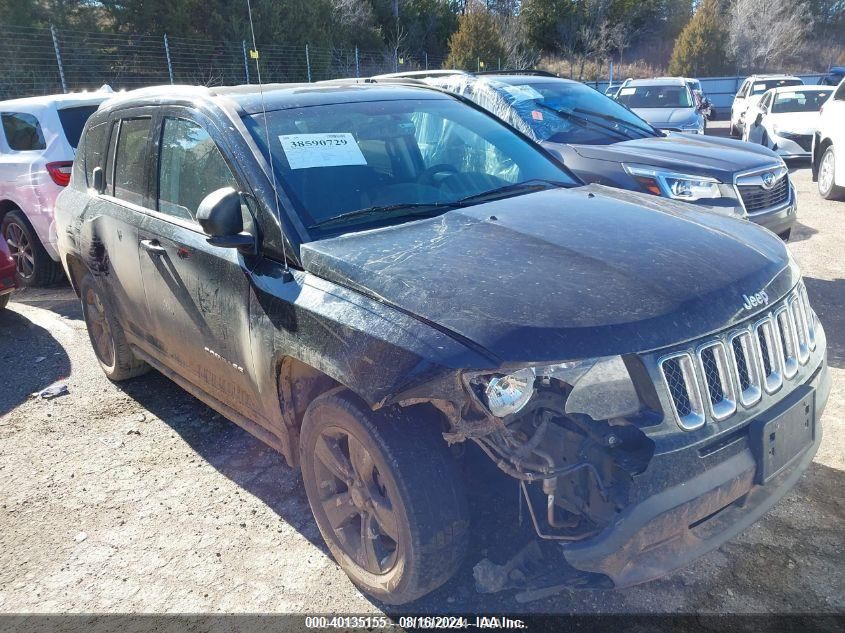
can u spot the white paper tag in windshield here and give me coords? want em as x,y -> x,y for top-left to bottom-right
619,87 -> 636,96
278,133 -> 367,170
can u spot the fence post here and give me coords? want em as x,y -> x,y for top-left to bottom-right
305,44 -> 312,82
164,34 -> 174,84
242,40 -> 250,83
425,52 -> 428,70
50,25 -> 68,94
355,47 -> 359,78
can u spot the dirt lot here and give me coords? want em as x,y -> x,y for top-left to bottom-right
0,152 -> 843,615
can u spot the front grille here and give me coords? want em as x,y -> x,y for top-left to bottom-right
737,175 -> 789,213
780,132 -> 813,152
659,285 -> 817,429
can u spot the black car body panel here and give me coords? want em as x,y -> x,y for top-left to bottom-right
302,185 -> 798,363
55,81 -> 829,598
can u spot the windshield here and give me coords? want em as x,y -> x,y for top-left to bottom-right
57,105 -> 99,149
616,85 -> 693,109
489,79 -> 657,145
771,90 -> 832,113
244,98 -> 577,236
751,79 -> 802,95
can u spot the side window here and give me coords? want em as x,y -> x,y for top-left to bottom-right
835,83 -> 845,101
158,118 -> 237,222
738,81 -> 749,98
1,112 -> 46,151
113,118 -> 151,206
82,122 -> 108,187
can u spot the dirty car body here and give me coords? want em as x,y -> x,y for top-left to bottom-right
56,82 -> 830,601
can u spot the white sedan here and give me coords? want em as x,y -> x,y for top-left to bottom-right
743,86 -> 834,159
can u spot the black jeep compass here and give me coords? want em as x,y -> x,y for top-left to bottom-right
55,82 -> 830,604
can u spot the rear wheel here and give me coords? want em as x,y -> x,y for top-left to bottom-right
79,273 -> 149,381
300,389 -> 469,604
1,210 -> 62,287
818,146 -> 845,200
0,293 -> 9,310
730,122 -> 739,138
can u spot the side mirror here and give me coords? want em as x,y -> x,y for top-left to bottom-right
196,187 -> 256,253
92,166 -> 105,194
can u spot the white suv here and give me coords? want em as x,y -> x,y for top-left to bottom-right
0,91 -> 109,286
730,74 -> 803,138
813,78 -> 845,200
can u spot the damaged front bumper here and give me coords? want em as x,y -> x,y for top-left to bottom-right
559,357 -> 830,587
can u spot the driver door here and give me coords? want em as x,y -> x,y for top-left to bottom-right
136,110 -> 260,419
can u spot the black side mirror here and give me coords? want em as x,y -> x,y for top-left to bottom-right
92,166 -> 105,194
196,187 -> 256,253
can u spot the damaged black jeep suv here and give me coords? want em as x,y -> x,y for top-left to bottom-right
56,82 -> 830,604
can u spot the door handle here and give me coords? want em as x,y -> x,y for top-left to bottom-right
140,239 -> 167,255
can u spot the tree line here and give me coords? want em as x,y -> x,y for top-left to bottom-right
1,0 -> 843,78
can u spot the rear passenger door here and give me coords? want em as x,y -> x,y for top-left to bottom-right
86,110 -> 154,338
136,109 -> 260,418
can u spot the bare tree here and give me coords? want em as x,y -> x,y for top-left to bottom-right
728,0 -> 813,71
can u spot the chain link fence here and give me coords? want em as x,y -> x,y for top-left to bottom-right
0,25 -> 448,100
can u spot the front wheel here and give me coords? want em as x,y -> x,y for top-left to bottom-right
0,293 -> 9,310
79,273 -> 150,381
300,389 -> 469,604
818,146 -> 845,200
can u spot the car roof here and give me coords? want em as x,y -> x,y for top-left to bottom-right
624,78 -> 687,87
768,85 -> 833,93
99,81 -> 452,116
0,91 -> 111,111
746,74 -> 801,80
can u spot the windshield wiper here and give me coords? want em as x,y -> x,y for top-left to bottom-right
308,202 -> 450,229
572,107 -> 657,137
451,179 -> 569,206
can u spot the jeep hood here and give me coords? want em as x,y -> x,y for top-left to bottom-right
561,133 -> 782,182
300,185 -> 798,364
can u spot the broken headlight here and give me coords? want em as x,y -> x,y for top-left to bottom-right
465,356 -> 641,420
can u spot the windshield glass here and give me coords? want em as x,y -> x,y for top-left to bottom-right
244,98 -> 577,236
57,105 -> 99,149
771,89 -> 833,113
489,79 -> 657,144
751,79 -> 802,95
616,85 -> 693,109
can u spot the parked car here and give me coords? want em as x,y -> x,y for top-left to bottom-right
820,66 -> 845,86
812,77 -> 845,200
743,85 -> 834,159
612,77 -> 706,134
380,72 -> 798,239
0,236 -> 17,310
730,74 -> 803,138
57,81 -> 829,605
0,90 -> 110,286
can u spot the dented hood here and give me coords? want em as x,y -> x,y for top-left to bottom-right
300,185 -> 798,364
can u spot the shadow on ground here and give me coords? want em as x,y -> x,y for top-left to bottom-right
0,301 -> 72,415
804,276 -> 845,369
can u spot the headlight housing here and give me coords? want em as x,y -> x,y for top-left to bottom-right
624,164 -> 722,202
465,356 -> 641,420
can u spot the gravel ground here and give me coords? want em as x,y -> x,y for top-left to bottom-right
0,147 -> 843,616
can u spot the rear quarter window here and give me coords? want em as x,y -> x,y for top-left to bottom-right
81,121 -> 109,188
58,105 -> 100,149
1,112 -> 46,151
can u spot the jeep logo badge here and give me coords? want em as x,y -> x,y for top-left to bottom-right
761,172 -> 776,189
742,290 -> 769,310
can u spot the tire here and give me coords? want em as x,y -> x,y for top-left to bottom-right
79,273 -> 149,381
1,209 -> 62,287
0,293 -> 9,310
818,146 -> 845,201
730,122 -> 739,138
300,388 -> 469,604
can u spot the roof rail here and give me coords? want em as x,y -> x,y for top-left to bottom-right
475,69 -> 558,77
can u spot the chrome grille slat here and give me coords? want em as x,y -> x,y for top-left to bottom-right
659,285 -> 817,430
